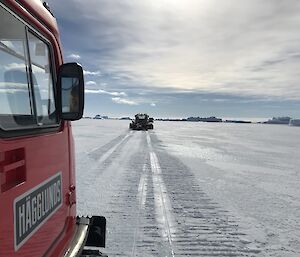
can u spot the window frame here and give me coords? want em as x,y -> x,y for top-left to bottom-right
26,28 -> 59,126
0,3 -> 61,138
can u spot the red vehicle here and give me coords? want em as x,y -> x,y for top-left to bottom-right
0,1 -> 105,256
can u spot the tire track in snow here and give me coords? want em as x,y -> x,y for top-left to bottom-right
86,131 -> 131,155
101,132 -> 153,257
147,133 -> 176,257
149,133 -> 261,257
77,130 -> 141,223
88,131 -> 133,168
131,164 -> 148,257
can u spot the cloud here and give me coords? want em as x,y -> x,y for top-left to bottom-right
86,81 -> 97,86
150,103 -> 156,107
48,0 -> 300,100
3,63 -> 26,70
85,88 -> 127,96
85,89 -> 100,94
67,53 -> 81,59
83,70 -> 101,76
108,91 -> 127,96
0,82 -> 28,92
3,63 -> 47,74
111,97 -> 138,105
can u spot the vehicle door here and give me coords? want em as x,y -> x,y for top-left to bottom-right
0,4 -> 70,256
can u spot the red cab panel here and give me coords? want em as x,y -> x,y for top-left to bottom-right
0,1 -> 77,256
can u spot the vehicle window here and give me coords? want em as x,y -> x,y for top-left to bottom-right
0,6 -> 35,130
0,6 -> 58,132
28,32 -> 57,125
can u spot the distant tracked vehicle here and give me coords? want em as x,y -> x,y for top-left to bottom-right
148,117 -> 154,129
130,114 -> 154,130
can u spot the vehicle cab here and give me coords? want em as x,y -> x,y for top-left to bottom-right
0,1 -> 105,256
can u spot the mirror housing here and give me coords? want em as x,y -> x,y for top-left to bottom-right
57,63 -> 84,121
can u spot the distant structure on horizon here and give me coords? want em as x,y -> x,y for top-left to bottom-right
289,119 -> 300,126
155,118 -> 185,121
224,120 -> 252,124
187,116 -> 222,122
93,114 -> 109,119
264,117 -> 291,124
85,115 -> 299,127
155,116 -> 252,123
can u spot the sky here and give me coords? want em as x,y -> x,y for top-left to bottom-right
46,0 -> 300,119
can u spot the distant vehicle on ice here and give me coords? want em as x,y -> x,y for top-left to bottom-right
148,117 -> 154,129
129,113 -> 154,130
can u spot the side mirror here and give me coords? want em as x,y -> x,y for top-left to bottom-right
57,63 -> 84,121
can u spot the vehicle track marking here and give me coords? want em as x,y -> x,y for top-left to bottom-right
149,139 -> 261,257
87,131 -> 133,155
147,133 -> 176,257
131,164 -> 147,257
88,132 -> 133,165
138,164 -> 148,209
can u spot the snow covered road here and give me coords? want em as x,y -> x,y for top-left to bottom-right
73,120 -> 300,257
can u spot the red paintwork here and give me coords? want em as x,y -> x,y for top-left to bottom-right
0,1 -> 77,256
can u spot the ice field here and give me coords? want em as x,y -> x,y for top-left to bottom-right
73,119 -> 300,257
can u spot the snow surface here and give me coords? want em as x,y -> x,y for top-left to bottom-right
73,119 -> 300,257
